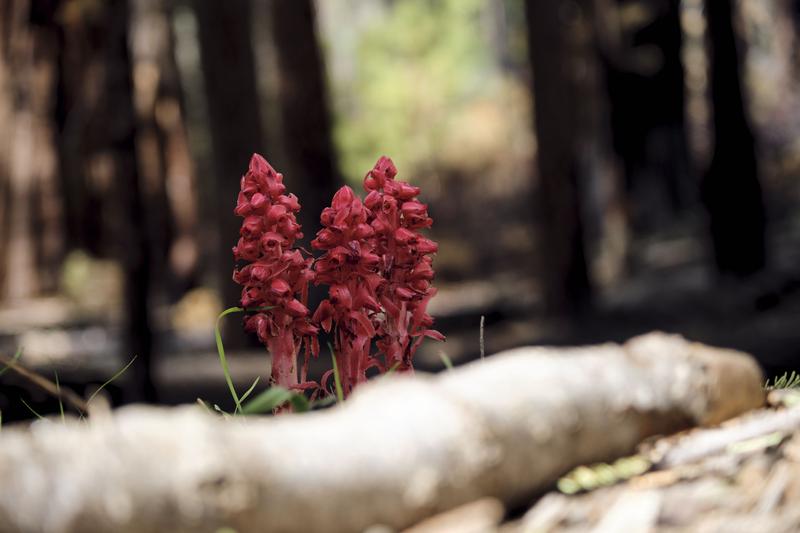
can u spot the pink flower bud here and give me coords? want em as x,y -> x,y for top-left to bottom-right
395,287 -> 415,300
364,190 -> 381,209
285,299 -> 309,317
320,207 -> 335,225
394,227 -> 417,244
370,218 -> 388,234
279,192 -> 300,211
401,201 -> 427,216
240,216 -> 263,238
415,238 -> 438,254
250,192 -> 268,211
250,264 -> 270,282
329,285 -> 352,309
354,223 -> 374,240
270,278 -> 291,297
312,228 -> 338,249
249,153 -> 270,175
294,320 -> 319,336
234,192 -> 252,216
260,232 -> 285,252
373,156 -> 397,180
397,183 -> 420,200
266,204 -> 287,225
410,279 -> 430,292
312,299 -> 335,332
332,186 -> 355,210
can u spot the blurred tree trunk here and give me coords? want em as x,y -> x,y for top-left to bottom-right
129,0 -> 175,301
129,0 -> 199,301
601,0 -> 692,230
54,1 -> 106,257
524,0 -> 597,314
270,0 -> 340,243
193,0 -> 263,347
100,0 -> 155,402
702,0 -> 766,276
0,0 -> 62,300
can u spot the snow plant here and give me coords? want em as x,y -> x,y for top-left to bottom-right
233,154 -> 443,401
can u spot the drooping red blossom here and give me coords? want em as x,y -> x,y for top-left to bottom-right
311,186 -> 384,396
363,156 -> 445,373
233,154 -> 319,390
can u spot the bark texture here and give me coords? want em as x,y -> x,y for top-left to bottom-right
0,333 -> 763,533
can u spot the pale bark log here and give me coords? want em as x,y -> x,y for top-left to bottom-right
0,333 -> 763,533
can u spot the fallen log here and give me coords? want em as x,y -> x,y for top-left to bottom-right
0,333 -> 763,533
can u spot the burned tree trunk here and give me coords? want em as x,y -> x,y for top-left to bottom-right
129,0 -> 199,300
601,0 -> 692,227
193,0 -> 263,346
270,0 -> 340,241
703,0 -> 766,276
100,0 -> 154,402
0,0 -> 62,300
524,0 -> 595,314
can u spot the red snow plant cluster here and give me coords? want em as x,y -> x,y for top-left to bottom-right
233,154 -> 443,398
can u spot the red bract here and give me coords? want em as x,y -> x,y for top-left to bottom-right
233,154 -> 319,391
311,186 -> 384,396
363,156 -> 445,373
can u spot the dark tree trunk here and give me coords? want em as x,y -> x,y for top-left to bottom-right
602,0 -> 692,230
524,0 -> 594,315
101,0 -> 155,402
270,0 -> 340,242
193,0 -> 263,346
702,0 -> 766,276
130,0 -> 199,301
0,0 -> 61,300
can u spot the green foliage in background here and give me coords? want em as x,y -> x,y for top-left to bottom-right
329,0 -> 498,181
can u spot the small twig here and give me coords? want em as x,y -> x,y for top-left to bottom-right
479,315 -> 485,360
655,404 -> 800,469
0,353 -> 89,414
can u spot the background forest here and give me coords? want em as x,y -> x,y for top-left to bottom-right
2,0 -> 800,421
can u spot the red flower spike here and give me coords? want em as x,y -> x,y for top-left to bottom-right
362,156 -> 444,373
233,154 -> 319,395
234,153 -> 442,406
311,185 -> 387,397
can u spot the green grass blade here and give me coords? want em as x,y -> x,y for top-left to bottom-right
214,306 -> 275,414
196,398 -> 214,415
54,370 -> 65,423
241,387 -> 294,414
439,350 -> 454,370
239,376 -> 261,404
289,392 -> 310,413
20,398 -> 44,420
213,404 -> 232,420
0,346 -> 23,378
374,362 -> 402,385
765,371 -> 800,390
215,306 -> 245,413
310,395 -> 337,409
385,362 -> 401,376
87,355 -> 137,405
328,342 -> 344,403
479,315 -> 485,360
